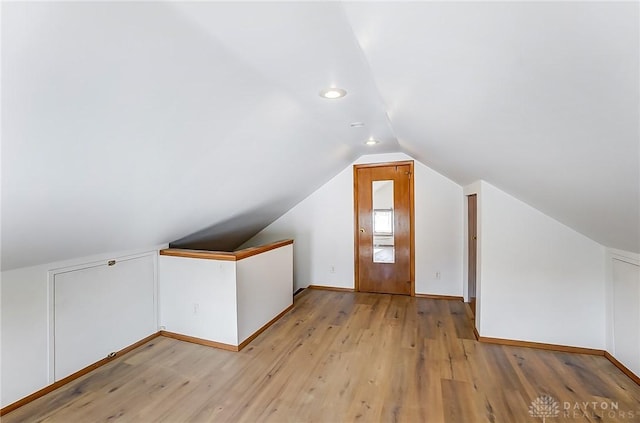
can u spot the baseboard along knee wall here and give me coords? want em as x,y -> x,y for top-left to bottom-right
472,327 -> 640,386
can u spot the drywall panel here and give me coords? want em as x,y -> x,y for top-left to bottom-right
54,254 -> 156,380
611,257 -> 640,377
236,244 -> 293,343
413,158 -> 464,296
243,152 -> 464,296
478,181 -> 606,349
1,266 -> 49,407
158,256 -> 238,345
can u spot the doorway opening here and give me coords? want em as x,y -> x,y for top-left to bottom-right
467,194 -> 477,317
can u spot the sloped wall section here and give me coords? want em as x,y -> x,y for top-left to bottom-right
465,180 -> 606,350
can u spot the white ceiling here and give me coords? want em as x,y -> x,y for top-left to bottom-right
2,1 -> 638,270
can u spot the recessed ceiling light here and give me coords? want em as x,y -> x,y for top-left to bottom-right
319,87 -> 347,99
350,122 -> 365,128
365,137 -> 380,146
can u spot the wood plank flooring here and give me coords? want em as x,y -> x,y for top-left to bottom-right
5,289 -> 640,422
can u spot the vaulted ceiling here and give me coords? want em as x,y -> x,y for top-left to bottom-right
2,2 -> 638,270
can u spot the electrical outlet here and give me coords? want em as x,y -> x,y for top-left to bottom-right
193,303 -> 199,315
435,271 -> 441,280
330,265 -> 335,274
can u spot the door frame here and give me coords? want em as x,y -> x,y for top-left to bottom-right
353,160 -> 415,295
467,194 -> 477,317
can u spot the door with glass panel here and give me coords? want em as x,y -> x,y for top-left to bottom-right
354,161 -> 414,295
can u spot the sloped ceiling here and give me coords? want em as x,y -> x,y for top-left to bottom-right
2,2 -> 638,270
343,1 -> 639,254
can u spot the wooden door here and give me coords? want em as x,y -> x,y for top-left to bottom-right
354,161 -> 414,295
467,194 -> 477,316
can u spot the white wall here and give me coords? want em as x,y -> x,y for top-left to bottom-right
1,246 -> 161,408
413,156 -> 464,296
471,181 -> 606,349
236,245 -> 293,343
158,256 -> 238,345
1,266 -> 49,408
605,248 -> 640,377
243,152 -> 464,296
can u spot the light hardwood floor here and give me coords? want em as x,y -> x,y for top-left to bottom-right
5,289 -> 640,422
